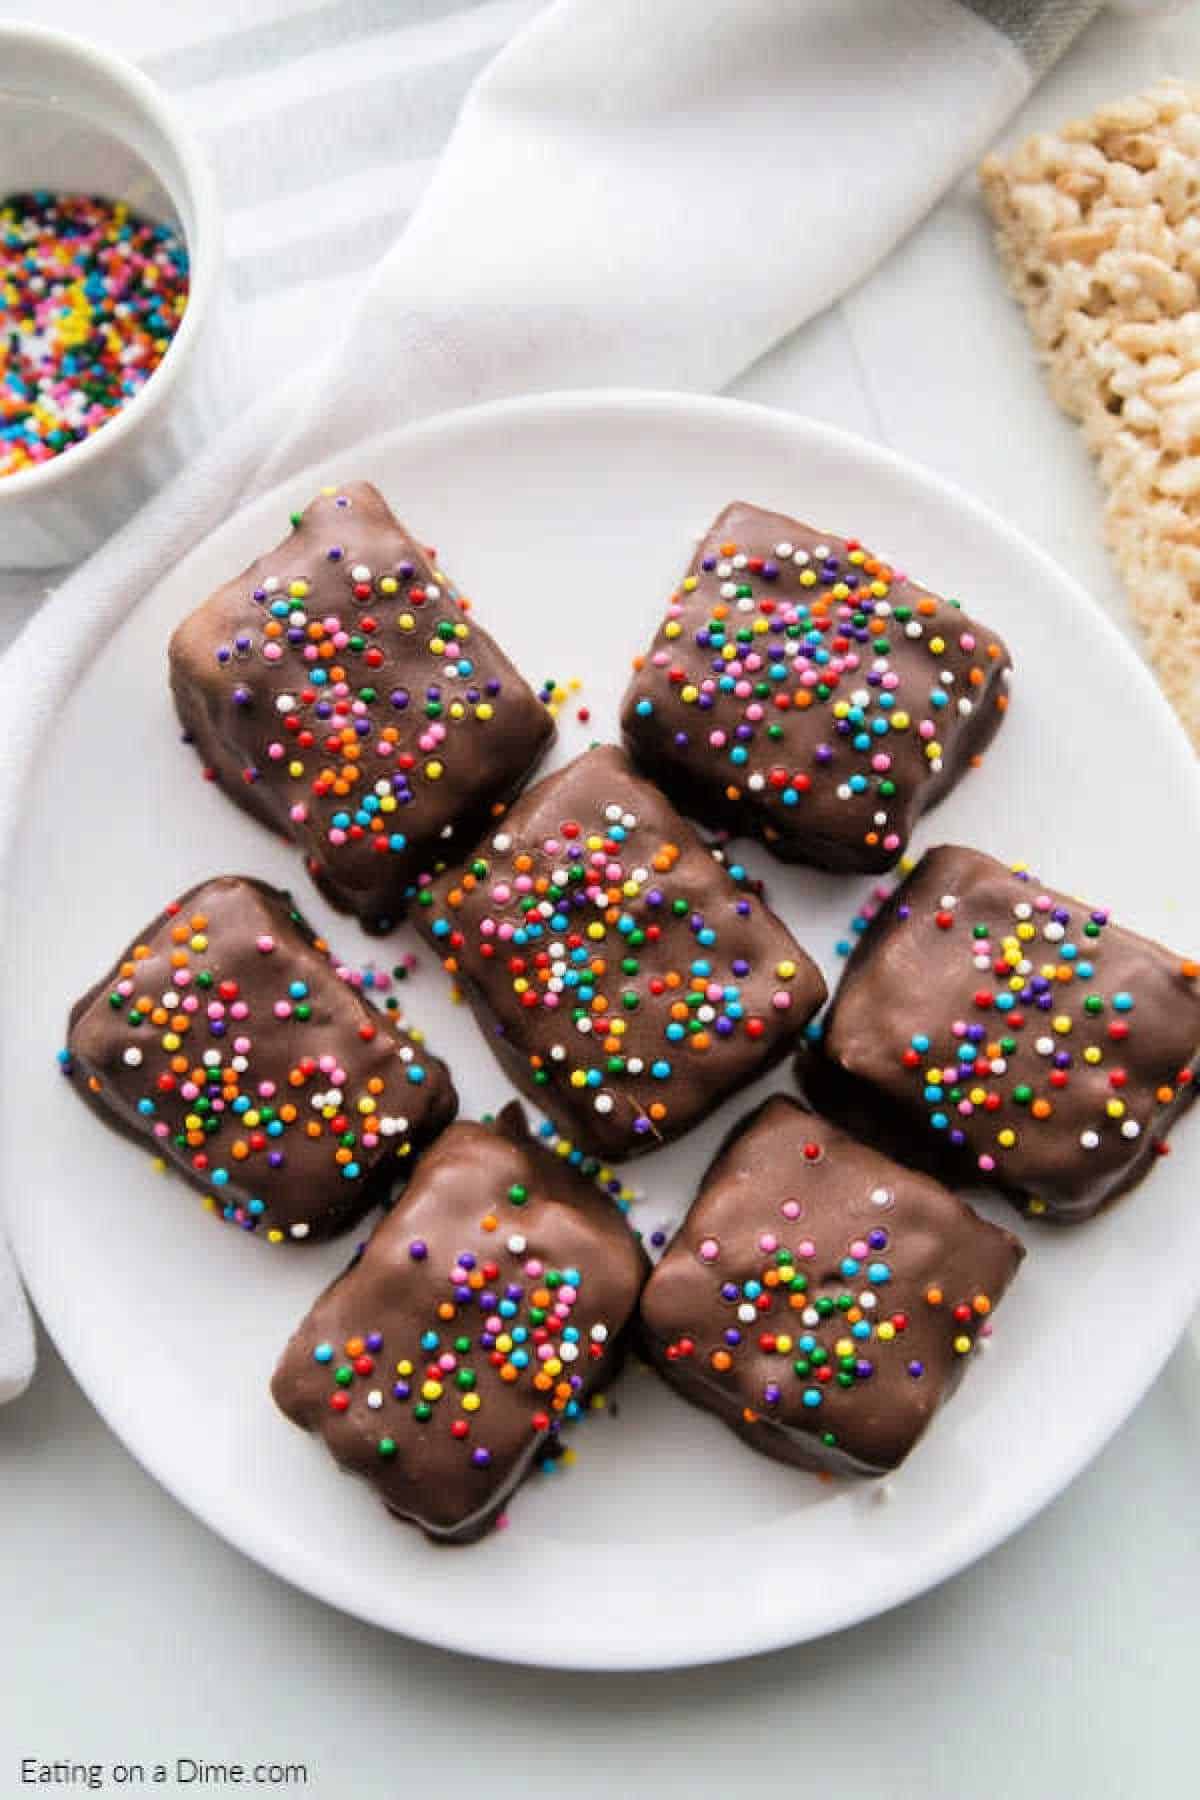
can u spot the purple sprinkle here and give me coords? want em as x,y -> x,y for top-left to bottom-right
908,1360 -> 924,1378
471,1448 -> 492,1468
393,1381 -> 411,1400
327,546 -> 343,561
366,1332 -> 383,1352
408,1240 -> 428,1261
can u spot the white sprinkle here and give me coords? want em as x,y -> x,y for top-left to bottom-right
367,1390 -> 383,1411
594,1094 -> 614,1114
275,694 -> 294,713
560,1342 -> 580,1362
492,833 -> 512,852
775,541 -> 794,558
1121,1120 -> 1141,1139
1080,1130 -> 1100,1150
590,1323 -> 609,1342
1036,1037 -> 1054,1056
122,1047 -> 143,1067
291,1222 -> 310,1239
350,563 -> 371,582
507,1234 -> 527,1255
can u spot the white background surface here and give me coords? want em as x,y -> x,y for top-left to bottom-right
3,3 -> 1200,1796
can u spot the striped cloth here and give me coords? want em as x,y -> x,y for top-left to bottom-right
140,0 -> 545,406
0,0 -> 1139,1398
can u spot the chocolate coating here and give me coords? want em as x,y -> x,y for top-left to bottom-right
65,876 -> 457,1243
169,483 -> 554,931
819,845 -> 1200,1221
621,502 -> 1013,873
640,1095 -> 1023,1475
271,1103 -> 648,1542
413,744 -> 826,1159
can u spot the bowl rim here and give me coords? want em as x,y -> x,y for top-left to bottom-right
0,21 -> 222,505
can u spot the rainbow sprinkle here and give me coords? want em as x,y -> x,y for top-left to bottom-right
0,191 -> 188,478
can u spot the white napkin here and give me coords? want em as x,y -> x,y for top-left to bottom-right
0,0 -> 1106,1400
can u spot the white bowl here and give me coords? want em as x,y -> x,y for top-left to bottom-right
0,24 -> 224,569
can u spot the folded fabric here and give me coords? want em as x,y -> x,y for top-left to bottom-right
0,0 -> 1106,1401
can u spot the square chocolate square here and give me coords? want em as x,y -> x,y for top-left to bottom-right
820,845 -> 1200,1221
271,1104 -> 648,1542
65,876 -> 457,1243
621,502 -> 1013,873
640,1095 -> 1023,1475
169,482 -> 554,931
413,744 -> 826,1159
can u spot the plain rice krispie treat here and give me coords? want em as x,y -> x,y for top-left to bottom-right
981,79 -> 1200,746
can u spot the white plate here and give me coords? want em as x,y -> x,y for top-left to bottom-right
7,391 -> 1200,1670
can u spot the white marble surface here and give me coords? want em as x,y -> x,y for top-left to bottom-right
3,5 -> 1200,1796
